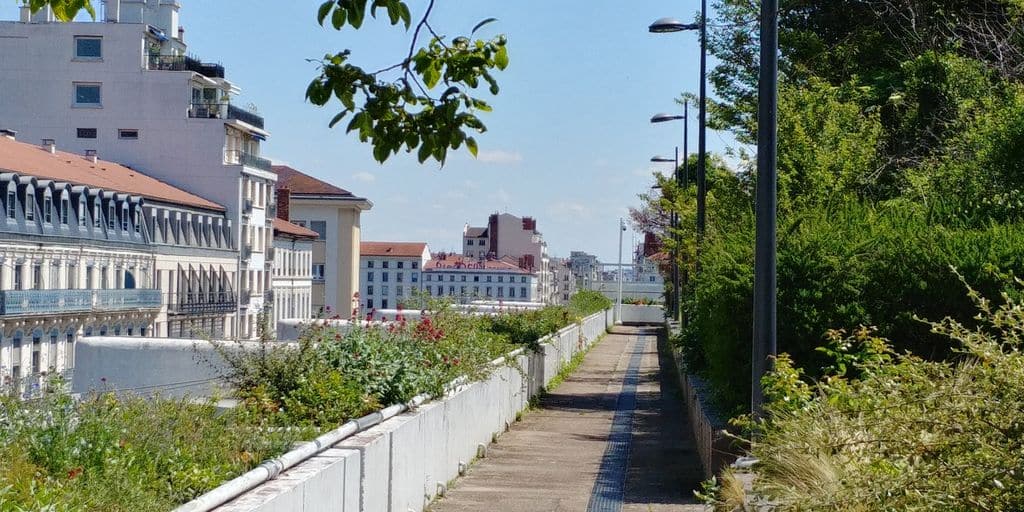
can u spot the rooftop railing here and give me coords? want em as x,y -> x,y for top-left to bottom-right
167,292 -> 237,315
147,54 -> 226,79
225,150 -> 273,172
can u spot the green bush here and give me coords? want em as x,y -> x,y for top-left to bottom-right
683,201 -> 1024,414
567,290 -> 612,317
715,284 -> 1024,510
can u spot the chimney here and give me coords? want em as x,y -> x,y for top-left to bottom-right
41,138 -> 56,154
85,149 -> 98,164
19,5 -> 30,22
104,0 -> 120,22
276,187 -> 291,220
0,129 -> 16,140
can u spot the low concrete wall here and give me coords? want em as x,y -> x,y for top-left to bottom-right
212,310 -> 612,512
664,320 -> 736,479
620,304 -> 664,324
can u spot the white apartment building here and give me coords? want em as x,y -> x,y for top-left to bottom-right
273,166 -> 371,319
424,253 -> 538,303
359,242 -> 430,313
271,218 -> 316,326
0,1 -> 274,339
570,251 -> 600,289
0,133 -> 237,394
462,213 -> 553,303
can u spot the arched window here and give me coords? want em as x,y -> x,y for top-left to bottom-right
93,198 -> 101,228
84,326 -> 93,337
123,270 -> 136,289
98,325 -> 107,336
112,324 -> 121,336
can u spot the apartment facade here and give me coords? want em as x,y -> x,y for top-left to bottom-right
359,242 -> 430,312
569,251 -> 600,289
550,258 -> 577,305
273,166 -> 371,319
462,213 -> 552,303
0,1 -> 275,339
270,218 -> 316,327
0,133 -> 236,392
424,253 -> 538,303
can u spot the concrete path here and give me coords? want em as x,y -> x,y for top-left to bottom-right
429,326 -> 705,512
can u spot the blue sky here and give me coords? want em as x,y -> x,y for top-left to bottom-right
2,1 -> 739,262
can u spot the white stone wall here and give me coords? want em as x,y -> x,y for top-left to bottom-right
272,237 -> 314,325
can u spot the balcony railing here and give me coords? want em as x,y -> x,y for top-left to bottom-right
187,103 -> 265,130
147,54 -> 225,79
167,292 -> 237,316
0,289 -> 162,316
225,150 -> 272,172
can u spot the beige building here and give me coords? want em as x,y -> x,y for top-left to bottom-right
463,213 -> 553,304
272,166 -> 371,319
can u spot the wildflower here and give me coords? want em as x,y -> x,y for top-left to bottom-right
67,467 -> 83,480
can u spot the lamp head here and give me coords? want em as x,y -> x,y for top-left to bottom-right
649,17 -> 700,33
651,113 -> 686,123
650,156 -> 675,163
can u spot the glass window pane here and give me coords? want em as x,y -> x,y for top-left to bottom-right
75,37 -> 101,58
75,84 -> 101,105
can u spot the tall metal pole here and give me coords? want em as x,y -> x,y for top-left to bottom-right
696,0 -> 707,244
616,218 -> 625,324
681,101 -> 689,324
673,146 -> 681,321
752,0 -> 779,414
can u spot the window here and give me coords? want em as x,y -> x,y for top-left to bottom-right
60,197 -> 69,225
449,275 -> 455,282
366,299 -> 374,310
521,277 -> 527,283
396,272 -> 404,283
460,275 -> 467,282
107,204 -> 115,230
467,240 -> 474,246
474,276 -> 480,282
411,272 -> 419,283
473,286 -> 480,295
509,287 -> 516,298
74,36 -> 102,59
497,287 -> 504,298
118,129 -> 139,140
73,83 -> 101,106
449,286 -> 456,295
121,203 -> 129,232
521,287 -> 527,297
382,261 -> 389,269
366,285 -> 374,295
397,261 -> 404,269
312,264 -> 325,280
134,210 -> 141,233
76,128 -> 97,139
425,274 -> 432,282
366,271 -> 374,282
93,202 -> 101,228
32,263 -> 42,290
486,276 -> 493,283
382,272 -> 389,282
43,197 -> 52,224
24,190 -> 34,221
367,260 -> 374,269
381,285 -> 389,296
13,264 -> 23,290
459,286 -> 465,296
397,285 -> 404,296
498,276 -> 504,283
412,262 -> 419,270
67,263 -> 77,289
486,286 -> 492,297
309,220 -> 327,240
437,285 -> 443,295
5,190 -> 14,219
382,299 -> 389,309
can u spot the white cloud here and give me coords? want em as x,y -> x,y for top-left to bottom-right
476,149 -> 523,164
352,171 -> 376,183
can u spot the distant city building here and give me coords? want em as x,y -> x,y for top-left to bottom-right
462,213 -> 552,303
0,133 -> 239,393
273,166 -> 371,318
359,242 -> 431,312
569,251 -> 600,289
550,258 -> 576,305
0,2 -> 278,339
424,253 -> 538,303
271,217 -> 317,326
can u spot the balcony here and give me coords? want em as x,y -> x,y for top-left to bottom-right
167,292 -> 237,316
147,54 -> 225,79
225,150 -> 273,172
188,103 -> 265,130
0,289 -> 162,316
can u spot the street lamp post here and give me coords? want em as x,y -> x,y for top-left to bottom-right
652,100 -> 691,321
752,0 -> 779,414
650,15 -> 706,245
651,148 -> 682,320
616,218 -> 626,324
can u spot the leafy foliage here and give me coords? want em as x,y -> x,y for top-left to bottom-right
307,0 -> 508,164
720,283 -> 1024,511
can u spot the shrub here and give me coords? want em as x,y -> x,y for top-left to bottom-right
718,282 -> 1024,510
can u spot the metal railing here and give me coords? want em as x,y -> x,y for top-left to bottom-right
225,150 -> 272,172
147,54 -> 225,78
0,289 -> 162,316
167,292 -> 237,315
187,102 -> 265,130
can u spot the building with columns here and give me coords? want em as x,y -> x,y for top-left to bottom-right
0,132 -> 237,394
0,0 -> 276,339
270,218 -> 317,327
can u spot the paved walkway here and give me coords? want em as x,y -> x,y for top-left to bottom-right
429,326 -> 705,512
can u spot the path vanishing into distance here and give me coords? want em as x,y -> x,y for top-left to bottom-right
429,325 -> 706,512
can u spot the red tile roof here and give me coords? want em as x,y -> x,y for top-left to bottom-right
425,254 -> 531,274
361,241 -> 429,258
273,217 -> 318,239
0,137 -> 224,211
272,165 -> 353,196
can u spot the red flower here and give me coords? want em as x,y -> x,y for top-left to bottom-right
68,467 -> 83,480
